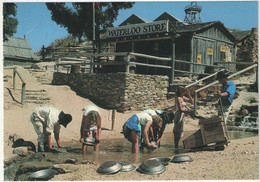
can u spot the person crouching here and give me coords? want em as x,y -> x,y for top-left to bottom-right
123,112 -> 162,154
30,106 -> 72,152
80,106 -> 101,155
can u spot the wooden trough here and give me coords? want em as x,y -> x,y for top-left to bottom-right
183,116 -> 229,149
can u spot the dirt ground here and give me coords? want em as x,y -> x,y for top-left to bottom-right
3,66 -> 259,180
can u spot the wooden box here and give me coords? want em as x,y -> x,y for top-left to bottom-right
183,116 -> 229,149
199,116 -> 229,145
183,129 -> 204,149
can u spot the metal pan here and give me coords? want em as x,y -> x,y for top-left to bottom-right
83,137 -> 97,146
171,155 -> 193,163
119,162 -> 136,172
97,161 -> 122,175
29,169 -> 57,180
149,157 -> 171,166
138,159 -> 166,175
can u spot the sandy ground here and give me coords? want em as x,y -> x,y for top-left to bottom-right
3,66 -> 259,180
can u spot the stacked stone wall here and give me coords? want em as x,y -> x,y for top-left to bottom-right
52,72 -> 168,112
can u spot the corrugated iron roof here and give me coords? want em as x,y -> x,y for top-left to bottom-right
154,12 -> 189,25
3,36 -> 40,61
230,30 -> 251,41
119,14 -> 150,26
175,21 -> 236,42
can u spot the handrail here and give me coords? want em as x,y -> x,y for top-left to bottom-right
12,67 -> 26,104
193,63 -> 258,115
185,68 -> 225,89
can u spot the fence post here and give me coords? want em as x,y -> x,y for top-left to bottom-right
171,37 -> 176,84
13,68 -> 16,90
111,109 -> 116,131
57,58 -> 61,72
194,91 -> 197,116
126,54 -> 130,73
21,83 -> 26,104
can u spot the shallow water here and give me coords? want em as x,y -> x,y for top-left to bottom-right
4,131 -> 258,181
46,130 -> 258,165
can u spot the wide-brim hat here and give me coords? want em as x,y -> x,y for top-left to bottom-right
216,71 -> 228,80
58,111 -> 72,128
160,111 -> 175,124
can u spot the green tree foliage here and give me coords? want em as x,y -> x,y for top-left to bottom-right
46,2 -> 134,41
3,3 -> 18,41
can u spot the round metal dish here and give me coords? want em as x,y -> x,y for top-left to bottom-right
119,162 -> 136,172
83,137 -> 96,146
171,155 -> 193,163
149,157 -> 171,166
97,161 -> 122,174
138,159 -> 166,175
29,169 -> 57,180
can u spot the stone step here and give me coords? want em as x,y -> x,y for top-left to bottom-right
26,96 -> 50,100
26,100 -> 50,104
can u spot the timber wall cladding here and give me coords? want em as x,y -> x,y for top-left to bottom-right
52,72 -> 169,112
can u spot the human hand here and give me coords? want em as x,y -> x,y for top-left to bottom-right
80,138 -> 84,143
218,91 -> 221,97
156,140 -> 160,146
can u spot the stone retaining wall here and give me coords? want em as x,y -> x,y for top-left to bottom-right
52,72 -> 169,112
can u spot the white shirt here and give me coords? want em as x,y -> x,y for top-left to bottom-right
142,109 -> 163,116
136,112 -> 152,125
33,107 -> 61,133
82,105 -> 100,117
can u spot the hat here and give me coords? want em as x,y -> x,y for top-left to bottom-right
161,111 -> 175,124
58,111 -> 72,128
216,71 -> 228,80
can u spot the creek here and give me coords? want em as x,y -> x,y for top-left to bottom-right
4,131 -> 258,181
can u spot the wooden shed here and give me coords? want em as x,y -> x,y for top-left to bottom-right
3,36 -> 40,66
102,12 -> 236,80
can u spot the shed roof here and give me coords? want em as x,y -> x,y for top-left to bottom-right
3,36 -> 40,61
175,21 -> 236,42
119,14 -> 150,26
230,30 -> 251,41
154,12 -> 189,25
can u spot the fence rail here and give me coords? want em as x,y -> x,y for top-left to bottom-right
193,63 -> 258,115
4,67 -> 26,104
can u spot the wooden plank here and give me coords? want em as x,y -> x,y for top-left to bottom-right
200,125 -> 206,144
183,129 -> 204,149
204,133 -> 227,144
202,123 -> 225,137
199,116 -> 222,125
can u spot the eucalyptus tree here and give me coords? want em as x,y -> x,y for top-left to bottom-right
46,2 -> 134,42
3,3 -> 18,41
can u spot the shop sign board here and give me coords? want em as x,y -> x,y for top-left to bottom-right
220,45 -> 226,52
105,20 -> 169,38
197,54 -> 202,64
207,48 -> 213,55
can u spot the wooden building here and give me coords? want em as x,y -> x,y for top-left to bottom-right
3,36 -> 40,66
102,12 -> 236,80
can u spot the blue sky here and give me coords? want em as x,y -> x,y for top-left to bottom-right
13,1 -> 258,52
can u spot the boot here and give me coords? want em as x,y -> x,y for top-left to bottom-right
38,142 -> 45,152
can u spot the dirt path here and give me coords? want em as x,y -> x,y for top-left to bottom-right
3,66 -> 259,180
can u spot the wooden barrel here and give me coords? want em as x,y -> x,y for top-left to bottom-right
70,64 -> 81,73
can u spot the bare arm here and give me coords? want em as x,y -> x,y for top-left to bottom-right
218,91 -> 229,97
54,132 -> 62,148
143,120 -> 153,147
47,132 -> 53,150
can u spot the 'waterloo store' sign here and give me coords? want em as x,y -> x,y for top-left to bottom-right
106,20 -> 169,38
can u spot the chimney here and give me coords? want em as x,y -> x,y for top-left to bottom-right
251,28 -> 258,35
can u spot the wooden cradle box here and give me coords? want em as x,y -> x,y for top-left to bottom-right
183,116 -> 229,149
